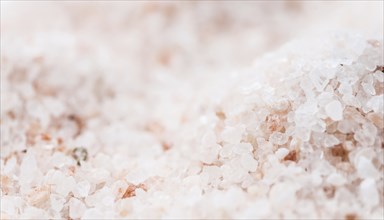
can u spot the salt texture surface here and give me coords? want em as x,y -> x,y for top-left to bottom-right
1,1 -> 383,219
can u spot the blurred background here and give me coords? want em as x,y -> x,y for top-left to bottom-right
2,1 -> 383,79
1,1 -> 383,154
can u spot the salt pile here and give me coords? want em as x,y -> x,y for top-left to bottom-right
1,2 -> 383,219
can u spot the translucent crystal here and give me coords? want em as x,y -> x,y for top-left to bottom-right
325,100 -> 343,121
359,178 -> 379,207
269,132 -> 288,145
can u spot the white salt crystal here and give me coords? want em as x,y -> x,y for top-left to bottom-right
221,164 -> 247,183
200,144 -> 221,164
326,173 -> 346,186
312,119 -> 326,132
202,166 -> 222,185
1,196 -> 24,217
366,95 -> 384,113
221,126 -> 244,144
19,151 -> 42,191
240,154 -> 258,172
219,145 -> 233,158
359,178 -> 379,207
354,123 -> 377,146
342,94 -> 361,108
294,127 -> 311,142
356,157 -> 380,179
337,120 -> 353,134
323,134 -> 340,147
3,156 -> 17,174
269,182 -> 297,210
325,100 -> 343,121
201,130 -> 217,146
362,82 -> 376,96
83,208 -> 104,219
50,194 -> 66,212
20,206 -> 49,219
373,70 -> 384,82
338,83 -> 352,96
275,148 -> 289,159
69,198 -> 86,219
361,74 -> 376,95
48,170 -> 76,197
233,143 -> 253,155
49,152 -> 72,168
269,132 -> 288,145
72,181 -> 91,198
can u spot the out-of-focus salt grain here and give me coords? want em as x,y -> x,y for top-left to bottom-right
359,178 -> 379,207
69,198 -> 86,219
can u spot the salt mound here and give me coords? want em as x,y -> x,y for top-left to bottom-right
1,2 -> 383,220
194,33 -> 384,219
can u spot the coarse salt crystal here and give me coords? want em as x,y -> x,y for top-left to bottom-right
221,126 -> 244,144
323,134 -> 340,148
326,173 -> 346,186
233,143 -> 253,155
325,100 -> 343,121
269,132 -> 288,145
69,198 -> 86,219
72,181 -> 91,198
359,178 -> 379,207
240,154 -> 258,172
275,148 -> 290,159
356,157 -> 380,179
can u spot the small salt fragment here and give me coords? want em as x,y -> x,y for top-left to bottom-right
373,70 -> 384,82
361,74 -> 376,95
342,94 -> 361,108
269,132 -> 288,145
221,126 -> 244,144
83,208 -> 104,219
269,182 -> 297,210
366,95 -> 384,113
275,148 -> 290,159
48,170 -> 76,196
326,173 -> 346,186
362,82 -> 376,96
337,120 -> 354,134
325,100 -> 343,121
354,122 -> 377,146
201,130 -> 217,146
200,144 -> 221,164
19,151 -> 42,190
366,112 -> 384,129
201,166 -> 222,185
69,198 -> 86,219
72,181 -> 91,198
233,143 -> 253,155
219,145 -> 233,158
50,194 -> 66,212
323,134 -> 340,148
356,157 -> 380,179
359,178 -> 379,207
338,83 -> 352,96
240,154 -> 258,172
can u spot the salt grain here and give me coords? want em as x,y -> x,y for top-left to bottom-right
240,154 -> 258,172
359,178 -> 379,207
69,198 -> 86,219
325,100 -> 343,121
356,157 -> 380,179
269,132 -> 288,145
1,5 -> 383,219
